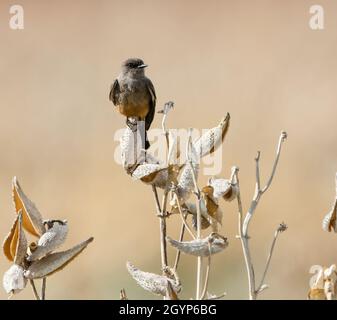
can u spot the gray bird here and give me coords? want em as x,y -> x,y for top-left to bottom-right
109,58 -> 156,150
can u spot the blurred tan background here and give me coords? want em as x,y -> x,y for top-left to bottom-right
1,0 -> 337,300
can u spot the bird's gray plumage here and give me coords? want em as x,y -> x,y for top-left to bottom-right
109,58 -> 156,149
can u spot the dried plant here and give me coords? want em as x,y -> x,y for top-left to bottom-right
307,173 -> 337,300
120,103 -> 288,300
2,177 -> 94,299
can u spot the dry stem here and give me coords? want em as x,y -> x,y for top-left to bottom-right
234,131 -> 287,300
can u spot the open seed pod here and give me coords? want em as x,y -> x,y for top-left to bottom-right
126,262 -> 181,296
3,211 -> 27,265
193,113 -> 230,158
3,264 -> 27,295
27,221 -> 69,262
208,177 -> 238,201
201,186 -> 219,216
308,288 -> 326,300
132,163 -> 182,189
12,177 -> 45,237
24,237 -> 94,279
167,233 -> 228,257
322,198 -> 337,232
120,126 -> 143,171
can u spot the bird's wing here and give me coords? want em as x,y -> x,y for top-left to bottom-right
109,79 -> 120,106
145,78 -> 156,130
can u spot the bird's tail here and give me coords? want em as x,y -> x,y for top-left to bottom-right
144,130 -> 150,150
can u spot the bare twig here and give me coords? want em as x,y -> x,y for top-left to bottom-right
257,223 -> 287,293
234,167 -> 256,300
242,131 -> 287,236
120,288 -> 128,300
159,101 -> 174,150
187,130 -> 203,300
234,131 -> 287,300
173,219 -> 186,271
200,241 -> 212,299
29,279 -> 40,300
174,193 -> 196,240
152,185 -> 168,269
160,191 -> 169,269
41,277 -> 46,300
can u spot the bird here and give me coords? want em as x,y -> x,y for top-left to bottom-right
109,58 -> 156,150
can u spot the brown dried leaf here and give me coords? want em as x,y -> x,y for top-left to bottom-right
126,262 -> 181,296
3,211 -> 27,264
12,177 -> 45,237
24,237 -> 94,279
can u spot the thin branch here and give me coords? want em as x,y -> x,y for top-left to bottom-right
41,278 -> 46,300
200,241 -> 212,300
174,193 -> 196,239
29,279 -> 40,300
160,191 -> 169,269
261,131 -> 287,194
242,131 -> 287,236
152,186 -> 168,269
187,130 -> 203,300
256,223 -> 287,293
234,167 -> 256,300
173,219 -> 186,271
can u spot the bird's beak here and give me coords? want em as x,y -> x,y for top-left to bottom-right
137,64 -> 148,69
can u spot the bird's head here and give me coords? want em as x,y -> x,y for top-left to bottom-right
121,58 -> 148,76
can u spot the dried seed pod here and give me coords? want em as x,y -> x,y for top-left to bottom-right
308,288 -> 326,300
24,237 -> 94,279
176,142 -> 199,202
165,281 -> 179,300
132,163 -> 181,189
120,127 -> 143,171
201,186 -> 219,217
322,199 -> 337,232
12,177 -> 45,237
191,213 -> 211,230
167,233 -> 228,257
27,221 -> 68,262
126,262 -> 181,296
193,113 -> 230,158
207,178 -> 232,198
3,264 -> 27,295
3,211 -> 27,265
167,132 -> 180,165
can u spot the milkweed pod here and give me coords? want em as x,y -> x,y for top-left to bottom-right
27,221 -> 69,262
3,211 -> 27,265
132,163 -> 182,189
308,288 -> 326,300
167,233 -> 228,257
120,127 -> 143,170
24,237 -> 94,279
12,177 -> 45,237
322,198 -> 337,232
126,262 -> 181,296
193,113 -> 230,158
3,264 -> 27,295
